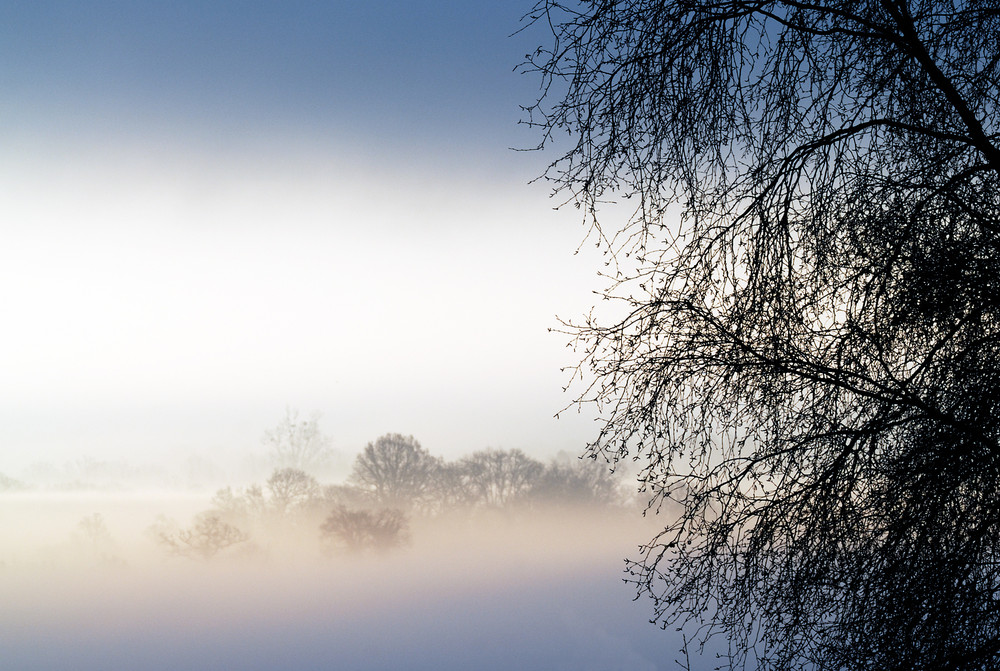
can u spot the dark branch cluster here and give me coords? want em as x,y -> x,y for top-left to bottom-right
523,1 -> 1000,669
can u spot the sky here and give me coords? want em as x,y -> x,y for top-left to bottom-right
0,1 -> 607,476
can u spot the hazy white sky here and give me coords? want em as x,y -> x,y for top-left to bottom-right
0,2 -> 605,474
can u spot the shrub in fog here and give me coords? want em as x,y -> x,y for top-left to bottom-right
320,506 -> 409,554
152,513 -> 250,560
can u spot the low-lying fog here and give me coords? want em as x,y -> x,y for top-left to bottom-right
2,500 -> 671,670
0,435 -> 714,671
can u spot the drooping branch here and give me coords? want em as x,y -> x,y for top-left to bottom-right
524,1 -> 1000,669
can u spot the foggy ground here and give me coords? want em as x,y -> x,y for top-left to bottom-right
0,493 -> 715,671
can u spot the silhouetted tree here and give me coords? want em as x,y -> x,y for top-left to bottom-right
320,506 -> 409,553
349,434 -> 441,511
458,449 -> 545,507
261,408 -> 334,474
524,2 -> 1000,669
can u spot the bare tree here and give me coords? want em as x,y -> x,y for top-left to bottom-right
458,449 -> 545,507
528,454 -> 624,507
428,461 -> 477,511
349,434 -> 441,511
261,408 -> 334,474
524,2 -> 1000,669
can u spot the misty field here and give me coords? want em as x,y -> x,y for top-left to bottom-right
0,491 -> 700,671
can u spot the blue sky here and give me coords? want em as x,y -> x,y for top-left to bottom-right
1,1 -> 536,155
0,1 -> 605,475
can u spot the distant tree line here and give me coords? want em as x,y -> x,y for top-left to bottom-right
0,472 -> 26,492
153,432 -> 627,560
346,433 -> 623,513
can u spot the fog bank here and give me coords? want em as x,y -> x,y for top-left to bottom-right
1,496 -> 704,670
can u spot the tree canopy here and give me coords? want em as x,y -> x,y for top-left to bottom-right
523,1 -> 1000,669
349,433 -> 442,511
